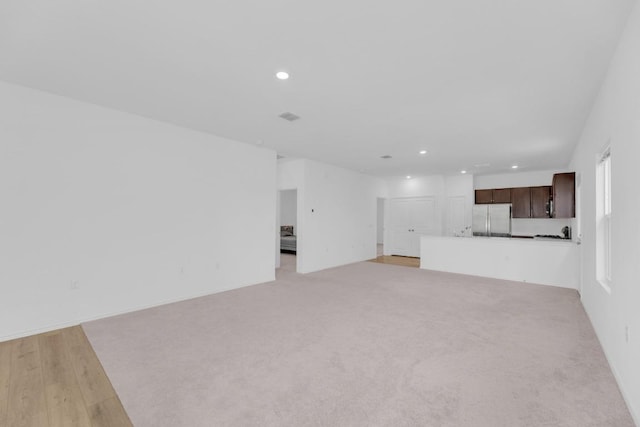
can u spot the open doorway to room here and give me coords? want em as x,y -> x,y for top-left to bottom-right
376,197 -> 385,257
278,189 -> 298,274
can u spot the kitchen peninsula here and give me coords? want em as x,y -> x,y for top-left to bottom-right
420,235 -> 578,289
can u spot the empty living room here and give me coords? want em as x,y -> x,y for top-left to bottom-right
1,1 -> 639,426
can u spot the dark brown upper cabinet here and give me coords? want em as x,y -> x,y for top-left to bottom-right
475,189 -> 493,204
475,188 -> 511,204
492,188 -> 511,203
511,187 -> 532,218
475,174 -> 573,218
531,186 -> 552,218
552,172 -> 575,218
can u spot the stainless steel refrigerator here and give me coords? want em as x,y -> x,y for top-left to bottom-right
472,204 -> 512,237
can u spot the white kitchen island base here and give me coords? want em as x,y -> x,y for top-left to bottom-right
420,236 -> 579,289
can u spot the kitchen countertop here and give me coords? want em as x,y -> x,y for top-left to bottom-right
471,235 -> 575,243
420,235 -> 579,288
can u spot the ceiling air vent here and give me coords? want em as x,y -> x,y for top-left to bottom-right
279,112 -> 300,122
380,155 -> 392,159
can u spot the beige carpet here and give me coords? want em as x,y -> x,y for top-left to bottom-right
83,260 -> 634,426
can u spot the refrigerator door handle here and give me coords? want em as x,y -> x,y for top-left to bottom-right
487,213 -> 490,236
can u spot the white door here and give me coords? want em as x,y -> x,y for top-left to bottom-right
446,196 -> 467,236
389,197 -> 437,257
389,199 -> 412,256
410,198 -> 437,256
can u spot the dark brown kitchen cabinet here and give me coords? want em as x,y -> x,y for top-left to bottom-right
492,188 -> 511,203
531,186 -> 552,218
475,176 -> 570,218
475,188 -> 511,204
475,189 -> 493,204
552,173 -> 575,218
511,187 -> 531,218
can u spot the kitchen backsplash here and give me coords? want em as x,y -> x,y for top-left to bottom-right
511,218 -> 571,237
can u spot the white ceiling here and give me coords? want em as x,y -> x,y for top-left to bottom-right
0,0 -> 635,177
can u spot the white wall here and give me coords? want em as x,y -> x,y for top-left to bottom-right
569,2 -> 640,423
280,190 -> 297,233
444,175 -> 474,236
386,175 -> 446,199
474,170 -> 571,236
0,81 -> 276,341
277,158 -> 305,190
509,218 -> 571,237
376,198 -> 384,244
474,169 -> 563,189
302,160 -> 386,273
277,159 -> 385,273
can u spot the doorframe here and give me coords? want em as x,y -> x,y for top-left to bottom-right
575,173 -> 583,296
276,188 -> 300,273
376,197 -> 387,257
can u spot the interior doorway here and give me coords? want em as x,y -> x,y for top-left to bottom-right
370,196 -> 422,268
376,197 -> 385,257
278,189 -> 298,274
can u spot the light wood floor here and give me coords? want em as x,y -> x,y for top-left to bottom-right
368,255 -> 421,268
0,326 -> 131,427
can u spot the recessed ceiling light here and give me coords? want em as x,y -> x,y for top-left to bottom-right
511,165 -> 519,169
406,175 -> 412,180
419,150 -> 427,155
461,170 -> 467,174
276,71 -> 289,80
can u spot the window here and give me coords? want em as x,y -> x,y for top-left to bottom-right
596,146 -> 611,291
